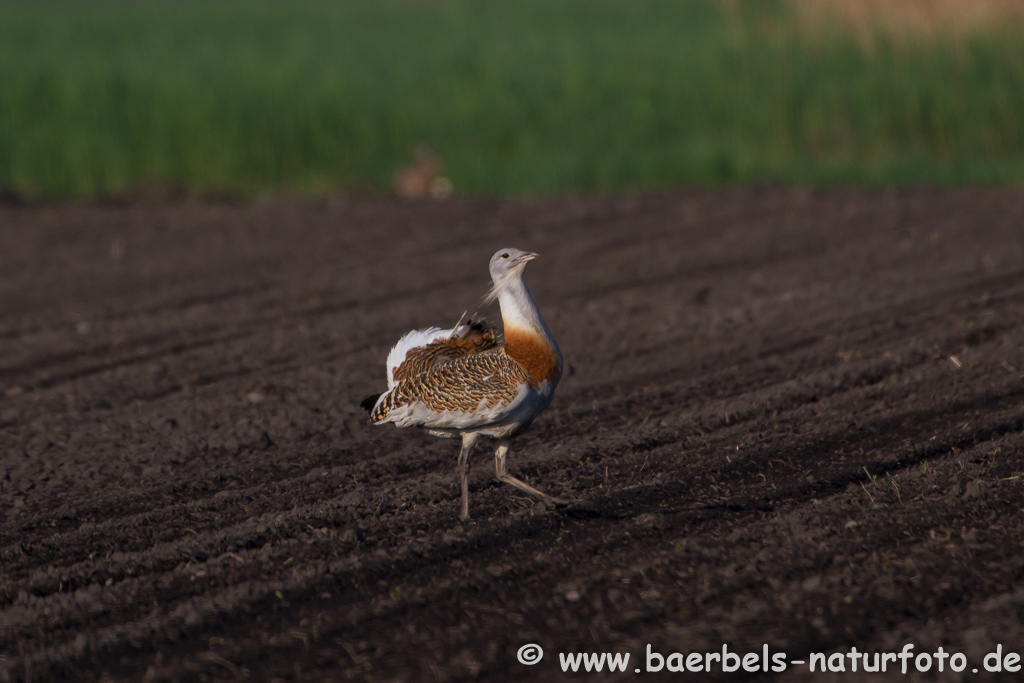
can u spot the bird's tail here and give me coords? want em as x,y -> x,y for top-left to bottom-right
359,393 -> 382,414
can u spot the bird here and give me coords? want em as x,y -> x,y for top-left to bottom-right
364,247 -> 564,521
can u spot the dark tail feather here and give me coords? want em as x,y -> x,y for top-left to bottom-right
359,393 -> 382,413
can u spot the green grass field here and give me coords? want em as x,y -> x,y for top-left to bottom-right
2,0 -> 1024,198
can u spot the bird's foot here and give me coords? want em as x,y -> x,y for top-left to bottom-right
534,494 -> 569,514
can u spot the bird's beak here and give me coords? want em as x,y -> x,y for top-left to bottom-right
515,252 -> 539,265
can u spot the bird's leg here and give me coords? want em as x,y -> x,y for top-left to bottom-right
458,433 -> 479,521
493,441 -> 567,507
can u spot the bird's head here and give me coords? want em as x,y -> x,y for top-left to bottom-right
485,248 -> 538,303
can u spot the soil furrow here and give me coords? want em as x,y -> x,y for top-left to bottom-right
3,189 -> 1024,682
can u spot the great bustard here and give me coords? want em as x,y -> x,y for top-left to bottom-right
365,248 -> 564,520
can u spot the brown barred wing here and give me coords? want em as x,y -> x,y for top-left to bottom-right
371,350 -> 529,423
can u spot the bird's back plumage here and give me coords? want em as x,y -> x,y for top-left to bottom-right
390,319 -> 498,385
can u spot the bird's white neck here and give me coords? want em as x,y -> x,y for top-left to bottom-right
498,278 -> 562,388
496,279 -> 550,340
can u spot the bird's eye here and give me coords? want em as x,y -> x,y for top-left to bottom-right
501,252 -> 510,259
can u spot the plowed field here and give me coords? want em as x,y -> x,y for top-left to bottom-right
2,189 -> 1024,681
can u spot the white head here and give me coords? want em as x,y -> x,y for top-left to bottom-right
485,247 -> 537,303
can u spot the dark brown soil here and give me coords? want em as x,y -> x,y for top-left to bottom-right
2,189 -> 1024,682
